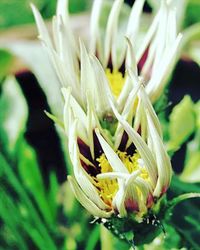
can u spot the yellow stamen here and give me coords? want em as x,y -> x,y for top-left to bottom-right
92,151 -> 149,207
106,68 -> 125,98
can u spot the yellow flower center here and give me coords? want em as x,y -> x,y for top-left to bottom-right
106,68 -> 125,98
92,151 -> 149,207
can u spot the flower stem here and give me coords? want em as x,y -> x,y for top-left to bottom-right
167,192 -> 200,210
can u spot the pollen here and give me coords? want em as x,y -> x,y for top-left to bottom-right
93,151 -> 149,207
106,68 -> 125,98
118,151 -> 149,180
94,154 -> 118,206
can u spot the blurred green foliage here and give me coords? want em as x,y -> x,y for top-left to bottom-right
0,49 -> 13,82
184,0 -> 200,27
0,0 -> 90,30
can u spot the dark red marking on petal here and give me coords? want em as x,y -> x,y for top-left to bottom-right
77,138 -> 93,163
161,185 -> 168,196
136,125 -> 142,136
80,160 -> 100,176
146,193 -> 154,208
125,198 -> 139,213
118,59 -> 126,76
107,53 -> 113,72
137,46 -> 149,74
93,131 -> 103,159
118,131 -> 129,151
126,143 -> 136,156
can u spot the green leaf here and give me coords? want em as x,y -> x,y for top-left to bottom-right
0,188 -> 28,250
142,225 -> 182,250
179,102 -> 200,182
181,151 -> 200,182
17,139 -> 57,225
184,0 -> 200,27
68,0 -> 90,13
85,225 -> 100,250
0,76 -> 28,154
0,0 -> 56,29
167,176 -> 200,249
0,152 -> 58,250
168,95 -> 196,151
47,171 -> 59,221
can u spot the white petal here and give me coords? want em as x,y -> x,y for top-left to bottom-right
61,87 -> 88,142
125,37 -> 138,76
110,102 -> 157,186
68,176 -> 112,218
69,121 -> 109,210
95,129 -> 129,174
61,87 -> 71,134
146,34 -> 182,102
53,16 -> 79,90
126,0 -> 145,41
146,111 -> 172,197
104,0 -> 123,68
80,39 -> 96,108
89,0 -> 103,55
136,6 -> 160,63
139,86 -> 162,137
97,172 -> 129,180
89,55 -> 116,117
113,171 -> 141,217
31,4 -> 53,49
56,0 -> 69,24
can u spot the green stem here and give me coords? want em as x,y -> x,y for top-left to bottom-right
167,192 -> 200,210
100,225 -> 114,250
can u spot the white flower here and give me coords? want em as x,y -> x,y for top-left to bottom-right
60,51 -> 172,219
32,0 -> 182,115
90,0 -> 182,103
31,0 -> 173,220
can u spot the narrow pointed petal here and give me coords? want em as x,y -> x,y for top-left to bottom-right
126,0 -> 145,41
110,102 -> 157,186
62,88 -> 88,142
136,6 -> 160,63
113,171 -> 141,217
125,37 -> 138,75
70,121 -> 110,210
68,176 -> 112,218
104,0 -> 123,68
146,111 -> 172,197
146,34 -> 182,102
90,55 -> 116,116
97,172 -> 129,180
31,4 -> 53,49
56,0 -> 69,24
80,39 -> 96,108
90,0 -> 103,55
61,87 -> 71,133
95,129 -> 129,174
139,86 -> 162,137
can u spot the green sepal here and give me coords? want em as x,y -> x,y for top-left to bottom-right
94,211 -> 164,247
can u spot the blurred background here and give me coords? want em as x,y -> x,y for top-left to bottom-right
0,0 -> 200,249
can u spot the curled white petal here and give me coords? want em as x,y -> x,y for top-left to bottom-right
68,176 -> 112,218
